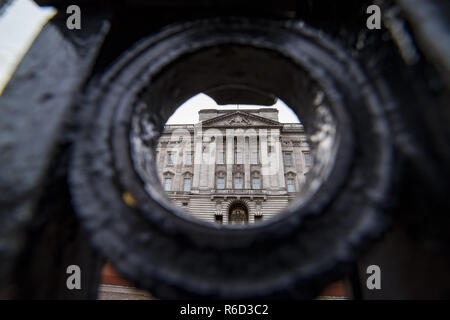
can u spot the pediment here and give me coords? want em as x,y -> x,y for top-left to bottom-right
201,111 -> 280,127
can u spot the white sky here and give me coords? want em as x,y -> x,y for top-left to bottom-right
166,93 -> 300,124
0,0 -> 56,94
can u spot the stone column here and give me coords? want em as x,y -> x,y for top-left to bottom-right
207,135 -> 217,189
274,129 -> 286,189
267,129 -> 279,189
292,142 -> 305,190
226,129 -> 234,189
174,149 -> 183,191
259,128 -> 270,189
192,125 -> 203,189
244,136 -> 250,189
199,142 -> 208,189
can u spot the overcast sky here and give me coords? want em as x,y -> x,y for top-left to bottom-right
167,93 -> 300,124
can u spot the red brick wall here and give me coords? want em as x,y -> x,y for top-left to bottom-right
101,262 -> 134,287
101,262 -> 347,298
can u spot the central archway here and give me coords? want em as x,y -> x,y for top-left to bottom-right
228,201 -> 249,226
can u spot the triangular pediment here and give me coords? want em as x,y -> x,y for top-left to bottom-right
201,111 -> 281,127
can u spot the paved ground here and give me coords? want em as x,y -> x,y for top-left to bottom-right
98,284 -> 347,300
98,284 -> 155,300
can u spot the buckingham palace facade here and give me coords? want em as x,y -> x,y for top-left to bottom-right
155,108 -> 311,224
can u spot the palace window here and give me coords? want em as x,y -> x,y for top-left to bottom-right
287,178 -> 295,192
217,152 -> 225,164
235,151 -> 243,164
185,153 -> 192,165
217,177 -> 225,189
183,178 -> 191,192
284,153 -> 292,166
234,177 -> 243,189
304,152 -> 311,166
252,177 -> 261,190
167,152 -> 174,165
164,178 -> 172,191
251,152 -> 258,164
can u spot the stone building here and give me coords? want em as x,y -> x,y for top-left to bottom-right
155,108 -> 311,224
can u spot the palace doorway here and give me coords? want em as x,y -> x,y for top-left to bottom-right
228,201 -> 249,225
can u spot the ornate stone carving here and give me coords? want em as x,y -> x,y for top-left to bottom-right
227,115 -> 251,126
255,200 -> 262,217
215,201 -> 223,216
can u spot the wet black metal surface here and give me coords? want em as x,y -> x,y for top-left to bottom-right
69,18 -> 393,299
0,11 -> 109,299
